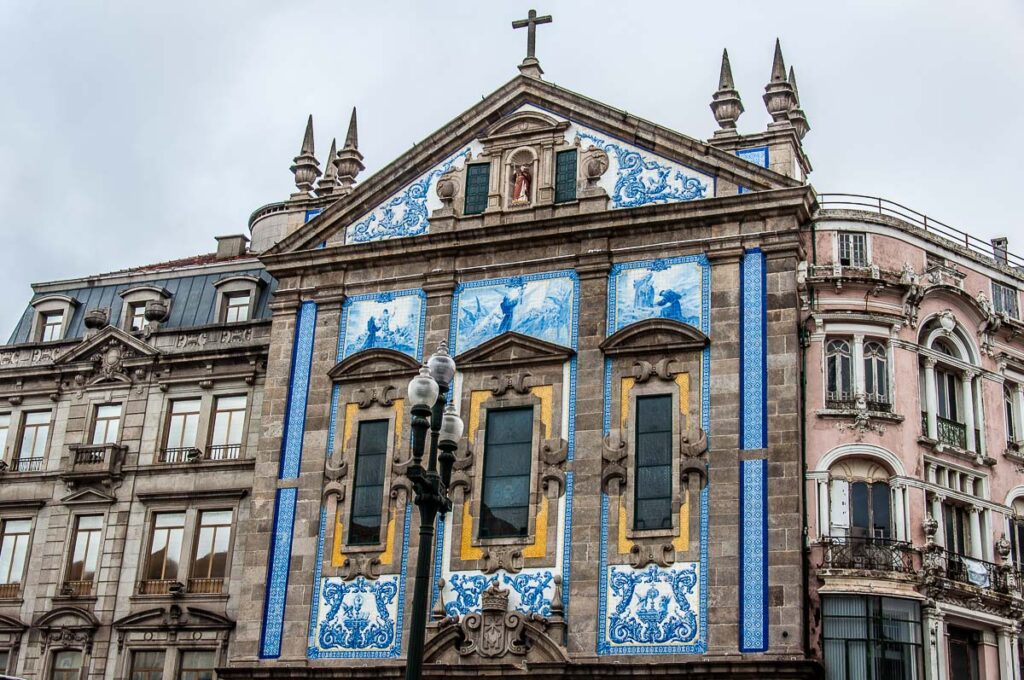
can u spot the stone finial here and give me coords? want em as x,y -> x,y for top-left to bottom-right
315,138 -> 339,197
334,107 -> 365,195
787,66 -> 810,140
289,114 -> 321,194
710,48 -> 744,133
762,39 -> 797,124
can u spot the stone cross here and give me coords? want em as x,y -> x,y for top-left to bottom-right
512,9 -> 552,60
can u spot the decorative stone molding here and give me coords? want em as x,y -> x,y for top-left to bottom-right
631,358 -> 679,384
481,547 -> 524,575
628,542 -> 675,569
601,430 -> 627,494
342,553 -> 381,581
354,385 -> 396,409
490,372 -> 532,397
539,437 -> 568,498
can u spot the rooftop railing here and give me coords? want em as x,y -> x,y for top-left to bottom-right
817,193 -> 1024,270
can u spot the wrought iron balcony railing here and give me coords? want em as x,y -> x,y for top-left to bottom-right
206,444 -> 242,461
937,415 -> 968,449
826,392 -> 856,411
9,456 -> 43,472
159,447 -> 201,463
138,579 -> 184,595
822,537 -> 916,574
937,549 -> 1014,595
158,444 -> 243,464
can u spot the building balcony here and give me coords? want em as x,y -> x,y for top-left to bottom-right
924,548 -> 1019,598
59,580 -> 94,598
187,577 -> 225,594
7,456 -> 44,472
138,579 -> 185,596
821,537 -> 917,574
61,443 -> 125,487
158,444 -> 244,465
0,582 -> 20,599
921,413 -> 981,452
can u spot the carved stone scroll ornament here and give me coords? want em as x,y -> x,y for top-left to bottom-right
680,425 -> 708,459
601,430 -> 627,494
539,438 -> 568,498
629,542 -> 675,569
354,385 -> 396,409
342,553 -> 381,581
631,358 -> 679,384
482,547 -> 524,575
458,581 -> 529,658
322,456 -> 348,502
583,146 -> 609,187
490,372 -> 532,397
446,441 -> 475,502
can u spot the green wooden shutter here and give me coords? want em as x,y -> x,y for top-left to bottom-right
554,149 -> 577,204
464,163 -> 490,215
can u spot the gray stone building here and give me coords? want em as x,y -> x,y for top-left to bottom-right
0,237 -> 274,678
222,36 -> 820,679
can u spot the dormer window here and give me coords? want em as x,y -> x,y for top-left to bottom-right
838,232 -> 867,267
127,302 -> 147,332
40,311 -> 64,342
224,292 -> 251,323
213,276 -> 261,324
118,285 -> 171,333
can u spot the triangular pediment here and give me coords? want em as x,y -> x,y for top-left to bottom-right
269,76 -> 802,255
600,318 -> 709,357
53,325 -> 159,366
113,606 -> 234,630
0,612 -> 26,632
328,347 -> 422,384
455,331 -> 574,370
61,487 -> 117,505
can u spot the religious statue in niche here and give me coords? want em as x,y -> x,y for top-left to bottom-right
510,165 -> 532,206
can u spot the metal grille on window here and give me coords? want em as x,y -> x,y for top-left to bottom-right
554,149 -> 577,204
480,407 -> 533,539
634,394 -> 673,531
349,420 -> 389,545
464,163 -> 490,215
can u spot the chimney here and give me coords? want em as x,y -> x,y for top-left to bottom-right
992,237 -> 1008,265
215,234 -> 250,259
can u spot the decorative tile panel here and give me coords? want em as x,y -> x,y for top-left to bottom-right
280,301 -> 318,479
736,146 -> 769,195
739,458 -> 768,652
740,249 -> 766,450
339,289 -> 426,360
443,568 -> 557,618
609,258 -> 706,333
260,487 -> 298,658
345,146 -> 476,244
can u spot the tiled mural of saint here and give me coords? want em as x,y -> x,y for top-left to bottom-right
612,260 -> 703,331
454,274 -> 575,352
341,292 -> 424,359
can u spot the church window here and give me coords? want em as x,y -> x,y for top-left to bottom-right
16,410 -> 50,472
129,650 -> 165,680
554,149 -> 577,203
67,514 -> 103,592
179,650 -> 216,680
163,399 -> 202,461
0,518 -> 31,594
223,291 -> 251,323
40,310 -> 64,342
993,282 -> 1020,319
50,651 -> 83,680
349,419 -> 389,545
838,232 -> 867,267
822,595 -> 923,680
863,341 -> 890,409
189,510 -> 232,593
209,395 -> 247,459
143,511 -> 186,587
128,302 -> 147,332
633,394 -> 673,531
91,404 -> 122,445
480,407 -> 533,539
826,339 -> 853,406
464,163 -> 490,215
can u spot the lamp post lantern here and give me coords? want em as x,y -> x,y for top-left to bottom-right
404,341 -> 463,680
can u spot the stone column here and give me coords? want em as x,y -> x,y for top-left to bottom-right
1010,625 -> 1022,680
923,603 -> 946,680
969,506 -> 984,559
892,482 -> 907,542
973,373 -> 987,456
1015,385 -> 1024,444
853,334 -> 865,396
932,493 -> 946,549
925,358 -> 939,440
998,626 -> 1015,680
818,478 -> 830,540
962,371 -> 977,452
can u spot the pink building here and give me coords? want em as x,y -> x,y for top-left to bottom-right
802,195 -> 1024,680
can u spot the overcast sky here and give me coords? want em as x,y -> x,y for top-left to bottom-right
1,1 -> 1021,338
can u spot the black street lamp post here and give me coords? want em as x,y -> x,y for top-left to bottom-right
404,342 -> 464,680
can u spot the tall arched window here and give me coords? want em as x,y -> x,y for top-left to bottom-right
863,341 -> 889,410
828,459 -> 896,542
826,339 -> 853,407
920,320 -> 984,454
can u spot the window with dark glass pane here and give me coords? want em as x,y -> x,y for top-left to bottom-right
554,149 -> 577,204
464,163 -> 490,215
146,512 -> 186,581
349,420 -> 389,545
68,515 -> 103,585
838,232 -> 867,267
179,650 -> 216,680
480,407 -> 533,539
944,504 -> 969,556
130,650 -> 165,680
191,510 -> 232,589
50,650 -> 83,680
822,596 -> 923,680
634,395 -> 673,531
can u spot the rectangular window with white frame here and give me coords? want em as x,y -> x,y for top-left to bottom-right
128,302 -> 147,332
39,310 -> 65,342
15,410 -> 50,472
993,281 -> 1020,320
162,398 -> 202,462
0,413 -> 9,461
91,404 -> 122,445
209,395 -> 247,460
837,232 -> 868,267
223,291 -> 251,323
0,518 -> 32,598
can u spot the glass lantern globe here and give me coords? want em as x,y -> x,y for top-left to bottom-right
427,341 -> 457,386
439,402 -> 464,447
407,365 -> 439,409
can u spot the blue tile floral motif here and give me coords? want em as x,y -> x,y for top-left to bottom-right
339,290 -> 425,360
576,131 -> 709,208
452,272 -> 576,353
347,148 -> 471,243
605,563 -> 700,647
317,575 -> 400,651
739,458 -> 768,652
740,249 -> 766,450
610,259 -> 703,332
443,569 -> 556,618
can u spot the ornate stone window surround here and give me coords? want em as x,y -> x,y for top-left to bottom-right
334,398 -> 401,557
112,607 -> 231,679
924,457 -> 993,560
118,285 -> 171,333
504,146 -> 539,210
6,405 -> 55,472
212,275 -> 263,324
0,612 -> 26,674
153,385 -> 253,464
133,494 -> 245,599
469,390 -> 546,548
824,457 -> 903,541
1001,368 -> 1024,455
918,317 -> 987,457
31,294 -> 78,343
82,395 -> 126,446
816,321 -> 898,418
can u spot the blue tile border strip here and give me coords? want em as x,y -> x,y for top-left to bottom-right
739,249 -> 767,450
739,458 -> 769,652
260,487 -> 298,658
736,146 -> 769,195
280,301 -> 318,479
